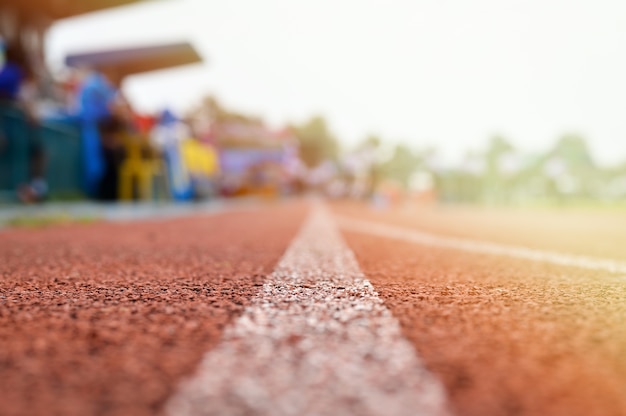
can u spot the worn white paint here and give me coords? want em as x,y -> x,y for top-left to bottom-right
166,208 -> 450,416
338,216 -> 626,276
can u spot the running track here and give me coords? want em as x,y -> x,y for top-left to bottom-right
1,200 -> 625,416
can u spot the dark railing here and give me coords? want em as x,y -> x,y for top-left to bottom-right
0,104 -> 84,201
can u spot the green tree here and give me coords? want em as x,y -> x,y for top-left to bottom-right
356,134 -> 383,197
547,134 -> 598,199
483,135 -> 515,203
550,134 -> 594,170
485,135 -> 514,177
359,134 -> 381,150
291,116 -> 340,167
380,144 -> 421,188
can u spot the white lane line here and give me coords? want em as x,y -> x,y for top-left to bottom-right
337,216 -> 626,275
166,207 -> 451,416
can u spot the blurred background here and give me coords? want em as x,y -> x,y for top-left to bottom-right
2,0 -> 626,208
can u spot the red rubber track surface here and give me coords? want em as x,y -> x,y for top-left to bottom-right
0,203 -> 307,416
333,202 -> 626,261
339,206 -> 626,416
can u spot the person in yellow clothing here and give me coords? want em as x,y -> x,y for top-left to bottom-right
180,137 -> 220,199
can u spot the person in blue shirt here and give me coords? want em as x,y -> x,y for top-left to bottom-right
73,69 -> 121,198
0,43 -> 26,101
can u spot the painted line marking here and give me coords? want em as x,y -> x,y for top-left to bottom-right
337,216 -> 626,275
166,207 -> 450,416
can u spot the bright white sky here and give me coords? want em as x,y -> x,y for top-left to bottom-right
47,0 -> 626,165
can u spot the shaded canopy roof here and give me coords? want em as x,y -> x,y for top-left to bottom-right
0,0 -> 148,22
65,42 -> 203,83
